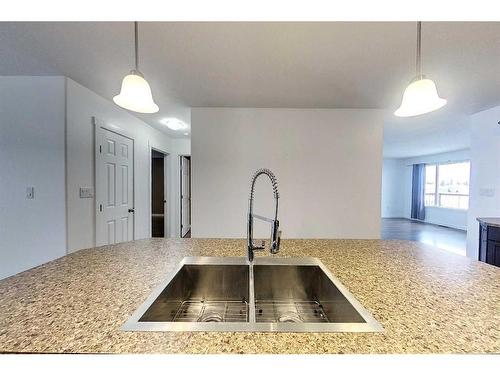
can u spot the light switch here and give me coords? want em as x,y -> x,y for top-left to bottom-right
79,187 -> 94,198
26,187 -> 35,199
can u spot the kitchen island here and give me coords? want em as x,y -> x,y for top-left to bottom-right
0,239 -> 499,353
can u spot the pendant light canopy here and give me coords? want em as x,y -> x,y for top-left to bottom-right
113,22 -> 159,114
395,22 -> 446,117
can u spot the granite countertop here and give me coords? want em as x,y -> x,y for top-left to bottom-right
0,239 -> 499,354
477,217 -> 500,228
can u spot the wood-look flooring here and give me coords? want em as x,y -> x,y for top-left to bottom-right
381,218 -> 466,256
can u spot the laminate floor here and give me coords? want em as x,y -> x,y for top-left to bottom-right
381,218 -> 466,256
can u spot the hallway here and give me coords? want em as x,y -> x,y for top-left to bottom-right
381,218 -> 467,256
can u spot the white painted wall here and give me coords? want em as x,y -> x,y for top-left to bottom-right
466,105 -> 500,259
0,76 -> 189,278
381,149 -> 470,230
172,138 -> 191,156
0,77 -> 66,279
423,206 -> 468,231
381,158 -> 407,218
191,108 -> 384,239
65,78 -> 187,252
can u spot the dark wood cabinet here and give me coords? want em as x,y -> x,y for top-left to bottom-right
478,219 -> 500,267
486,241 -> 500,266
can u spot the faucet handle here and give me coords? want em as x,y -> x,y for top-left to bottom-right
271,231 -> 281,254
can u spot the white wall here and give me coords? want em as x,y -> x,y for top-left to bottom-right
381,158 -> 407,218
172,138 -> 191,156
0,76 -> 189,279
191,108 -> 384,239
466,105 -> 500,259
65,78 -> 187,252
0,77 -> 67,279
381,149 -> 470,230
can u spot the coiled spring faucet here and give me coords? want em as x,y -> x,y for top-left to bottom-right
247,168 -> 281,262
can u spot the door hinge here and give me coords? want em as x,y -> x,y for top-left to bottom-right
99,145 -> 102,153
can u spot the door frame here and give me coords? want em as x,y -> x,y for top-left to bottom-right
179,154 -> 191,237
149,144 -> 170,238
93,116 -> 135,246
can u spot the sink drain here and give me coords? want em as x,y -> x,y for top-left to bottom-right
198,312 -> 224,322
277,311 -> 303,323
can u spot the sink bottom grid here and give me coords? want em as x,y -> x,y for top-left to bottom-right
172,300 -> 248,323
255,300 -> 329,323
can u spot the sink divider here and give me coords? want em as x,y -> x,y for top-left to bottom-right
248,263 -> 256,323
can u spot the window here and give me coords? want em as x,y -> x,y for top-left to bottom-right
424,164 -> 436,206
424,161 -> 470,210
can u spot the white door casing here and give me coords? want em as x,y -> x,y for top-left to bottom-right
163,153 -> 168,237
95,123 -> 134,246
181,156 -> 191,237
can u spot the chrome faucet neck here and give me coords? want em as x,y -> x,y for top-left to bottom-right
247,169 -> 282,262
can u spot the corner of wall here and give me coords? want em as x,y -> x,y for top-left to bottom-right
63,76 -> 69,255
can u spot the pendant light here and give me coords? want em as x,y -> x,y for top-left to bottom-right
395,22 -> 447,117
113,22 -> 159,113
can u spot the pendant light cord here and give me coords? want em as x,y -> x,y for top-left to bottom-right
416,21 -> 422,78
134,21 -> 139,72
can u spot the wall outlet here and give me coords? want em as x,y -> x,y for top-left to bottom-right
79,187 -> 94,198
26,187 -> 35,199
479,188 -> 495,197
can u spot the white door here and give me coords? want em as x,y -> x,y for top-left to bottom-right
181,156 -> 191,237
96,126 -> 134,246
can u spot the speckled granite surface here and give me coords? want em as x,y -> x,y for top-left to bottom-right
0,239 -> 499,354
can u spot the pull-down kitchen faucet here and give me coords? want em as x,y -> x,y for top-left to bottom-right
247,169 -> 281,262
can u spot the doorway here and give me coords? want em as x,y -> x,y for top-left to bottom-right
180,155 -> 191,238
95,122 -> 134,246
151,149 -> 168,237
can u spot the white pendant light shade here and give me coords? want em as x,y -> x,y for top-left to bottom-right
394,77 -> 447,117
114,22 -> 159,114
395,22 -> 447,117
113,71 -> 159,113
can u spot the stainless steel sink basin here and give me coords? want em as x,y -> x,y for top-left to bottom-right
138,263 -> 249,324
254,264 -> 366,325
123,257 -> 383,332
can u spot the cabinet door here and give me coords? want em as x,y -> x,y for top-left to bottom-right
486,241 -> 500,267
487,226 -> 500,242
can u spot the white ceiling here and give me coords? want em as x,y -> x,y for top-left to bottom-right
1,22 -> 499,155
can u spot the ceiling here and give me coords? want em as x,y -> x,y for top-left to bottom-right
0,22 -> 499,155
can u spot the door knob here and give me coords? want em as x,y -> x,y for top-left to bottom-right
128,208 -> 135,213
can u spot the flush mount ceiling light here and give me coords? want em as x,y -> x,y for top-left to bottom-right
161,118 -> 189,131
113,22 -> 159,114
395,22 -> 447,117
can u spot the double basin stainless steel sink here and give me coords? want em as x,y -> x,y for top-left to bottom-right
123,257 -> 383,332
